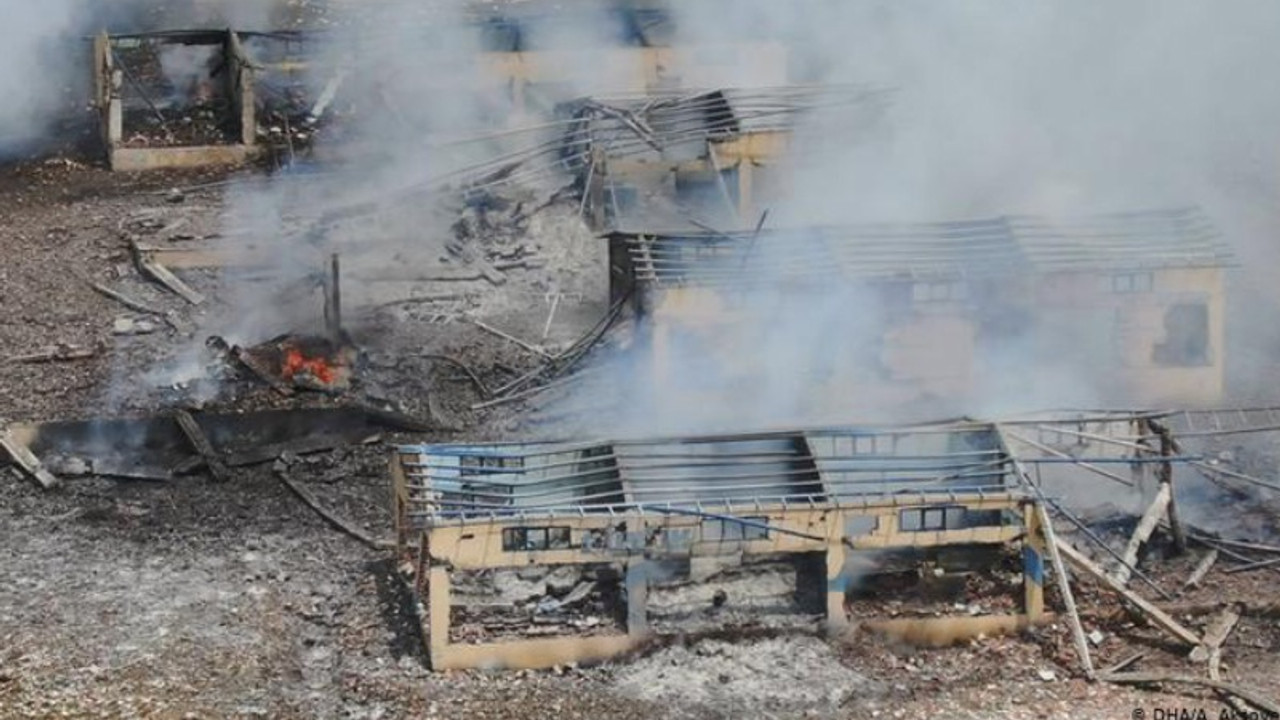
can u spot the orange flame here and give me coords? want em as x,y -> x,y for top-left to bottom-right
283,348 -> 336,385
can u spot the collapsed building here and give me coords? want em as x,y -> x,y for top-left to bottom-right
388,407 -> 1261,672
89,2 -> 791,171
554,85 -> 891,228
93,29 -> 260,170
605,208 -> 1234,414
391,420 -> 1056,670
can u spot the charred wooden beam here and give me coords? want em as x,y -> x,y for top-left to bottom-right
324,253 -> 342,343
0,430 -> 59,489
174,410 -> 230,482
1113,483 -> 1171,587
1146,418 -> 1188,555
1056,540 -> 1200,647
1100,672 -> 1280,718
130,238 -> 204,305
1183,549 -> 1218,589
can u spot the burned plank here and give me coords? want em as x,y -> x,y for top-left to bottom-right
9,343 -> 101,364
1146,419 -> 1188,554
1183,549 -> 1219,589
468,318 -> 552,359
1189,605 -> 1242,664
130,238 -> 205,305
174,410 -> 230,482
1223,555 -> 1280,574
0,430 -> 59,489
274,464 -> 390,550
324,253 -> 342,342
1113,482 -> 1171,587
91,458 -> 174,482
476,258 -> 508,286
1102,652 -> 1145,675
1083,601 -> 1280,622
230,345 -> 295,395
222,434 -> 378,468
1056,540 -> 1201,647
1100,672 -> 1280,718
84,277 -> 165,315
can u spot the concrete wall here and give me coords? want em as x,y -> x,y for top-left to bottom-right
1030,267 -> 1225,406
94,30 -> 260,171
478,43 -> 789,107
640,265 -> 1227,411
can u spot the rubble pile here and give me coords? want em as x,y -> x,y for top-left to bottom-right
450,566 -> 623,644
114,41 -> 238,149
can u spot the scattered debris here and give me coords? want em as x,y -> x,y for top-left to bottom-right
84,277 -> 166,316
8,342 -> 102,364
1184,549 -> 1219,589
174,410 -> 230,482
112,316 -> 159,335
1100,672 -> 1280,718
1056,540 -> 1201,647
1113,482 -> 1171,587
274,460 -> 388,550
0,429 -> 59,489
130,238 -> 205,305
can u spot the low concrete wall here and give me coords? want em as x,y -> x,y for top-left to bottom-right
109,145 -> 259,172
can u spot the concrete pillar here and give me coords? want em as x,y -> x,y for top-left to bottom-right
737,159 -> 754,224
588,146 -> 607,228
625,561 -> 649,636
427,566 -> 451,666
1022,504 -> 1045,621
825,543 -> 849,629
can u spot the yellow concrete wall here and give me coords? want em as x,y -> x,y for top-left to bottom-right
417,494 -> 1026,570
646,265 -> 1225,408
1032,268 -> 1224,406
477,42 -> 789,103
649,287 -> 978,402
880,310 -> 976,388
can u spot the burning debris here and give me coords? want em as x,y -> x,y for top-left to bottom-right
246,333 -> 357,393
205,333 -> 359,395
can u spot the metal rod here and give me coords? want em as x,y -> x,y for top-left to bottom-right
1002,429 -> 1135,488
109,47 -> 171,131
640,505 -> 826,543
1222,556 -> 1280,574
1189,461 -> 1280,493
540,294 -> 560,342
1021,456 -> 1201,465
996,425 -> 1095,679
1044,498 -> 1173,600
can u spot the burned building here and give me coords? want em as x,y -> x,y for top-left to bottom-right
555,85 -> 891,228
466,2 -> 788,117
93,30 -> 258,170
606,207 -> 1234,413
88,1 -> 795,171
390,421 -> 1061,670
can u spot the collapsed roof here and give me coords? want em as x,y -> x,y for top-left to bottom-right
609,206 -> 1235,288
399,421 -> 1017,522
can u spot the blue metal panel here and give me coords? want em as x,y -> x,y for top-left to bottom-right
1023,545 -> 1044,586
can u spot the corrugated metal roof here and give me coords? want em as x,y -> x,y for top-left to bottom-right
611,207 -> 1234,287
399,423 -> 1016,519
